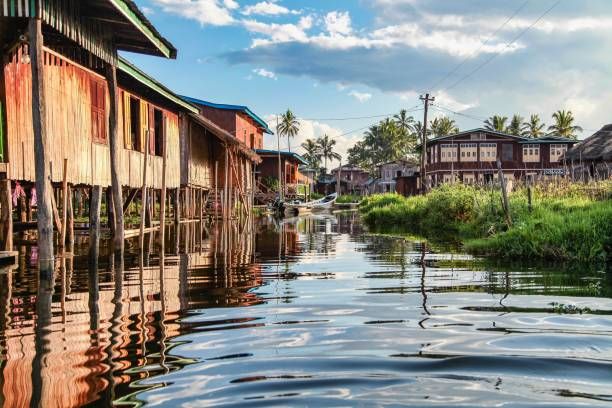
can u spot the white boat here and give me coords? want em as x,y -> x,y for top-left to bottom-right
284,193 -> 338,215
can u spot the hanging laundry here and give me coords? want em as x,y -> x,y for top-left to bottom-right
12,182 -> 25,207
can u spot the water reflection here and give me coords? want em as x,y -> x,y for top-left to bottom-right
0,212 -> 611,407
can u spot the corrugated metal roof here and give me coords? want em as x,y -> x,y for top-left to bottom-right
519,135 -> 576,144
255,149 -> 308,165
181,96 -> 273,134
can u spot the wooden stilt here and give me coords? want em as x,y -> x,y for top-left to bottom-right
214,161 -> 218,217
224,148 -> 229,220
173,188 -> 180,225
60,158 -> 68,249
29,18 -> 54,268
89,186 -> 102,249
159,133 -> 167,246
140,130 -> 150,253
105,65 -> 124,252
67,186 -> 74,250
50,186 -> 63,236
106,188 -> 115,235
0,179 -> 13,252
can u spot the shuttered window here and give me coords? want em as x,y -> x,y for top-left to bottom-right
90,78 -> 107,144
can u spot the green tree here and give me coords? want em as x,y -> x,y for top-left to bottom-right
521,114 -> 546,138
507,114 -> 524,136
548,110 -> 583,139
277,109 -> 300,151
317,134 -> 341,174
429,116 -> 458,137
484,115 -> 508,132
393,109 -> 415,135
300,138 -> 322,170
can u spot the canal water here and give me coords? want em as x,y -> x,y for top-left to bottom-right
1,212 -> 611,407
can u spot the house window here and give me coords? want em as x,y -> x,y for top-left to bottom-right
463,173 -> 475,184
129,97 -> 141,151
90,78 -> 106,144
153,108 -> 164,156
460,143 -> 477,162
522,144 -> 540,163
250,133 -> 255,148
479,143 -> 497,161
550,144 -> 567,163
396,170 -> 402,178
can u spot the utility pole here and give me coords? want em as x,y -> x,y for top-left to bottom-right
420,93 -> 435,193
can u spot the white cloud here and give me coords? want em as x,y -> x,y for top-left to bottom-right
242,18 -> 311,47
324,11 -> 353,36
141,6 -> 154,16
253,67 -> 277,79
151,0 -> 236,26
348,90 -> 372,103
242,1 -> 300,16
262,115 -> 354,168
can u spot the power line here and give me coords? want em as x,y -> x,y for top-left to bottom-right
443,0 -> 562,92
432,104 -> 487,123
426,0 -> 531,93
300,105 -> 422,122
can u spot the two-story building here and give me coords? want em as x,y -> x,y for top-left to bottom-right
424,129 -> 577,186
180,97 -> 273,150
330,164 -> 370,195
374,159 -> 419,193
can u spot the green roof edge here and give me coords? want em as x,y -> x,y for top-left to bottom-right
118,58 -> 198,114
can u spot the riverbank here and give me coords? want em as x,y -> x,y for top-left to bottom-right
360,182 -> 612,263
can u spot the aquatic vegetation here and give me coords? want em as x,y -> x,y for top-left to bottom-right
360,182 -> 612,263
336,194 -> 363,204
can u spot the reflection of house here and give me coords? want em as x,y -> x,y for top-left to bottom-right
180,97 -> 273,150
374,159 -> 419,193
255,150 -> 308,198
330,164 -> 370,195
424,129 -> 577,186
563,125 -> 612,181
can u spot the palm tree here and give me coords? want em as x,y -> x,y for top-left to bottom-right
548,110 -> 583,139
484,115 -> 508,132
429,116 -> 458,137
521,114 -> 546,138
277,109 -> 300,151
507,114 -> 524,136
393,109 -> 415,135
300,138 -> 321,170
317,134 -> 341,174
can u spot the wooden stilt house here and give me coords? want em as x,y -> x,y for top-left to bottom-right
0,0 -> 178,261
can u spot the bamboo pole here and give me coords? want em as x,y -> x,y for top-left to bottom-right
29,19 -> 54,269
140,130 -> 150,254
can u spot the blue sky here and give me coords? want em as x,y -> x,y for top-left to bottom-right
126,0 -> 612,165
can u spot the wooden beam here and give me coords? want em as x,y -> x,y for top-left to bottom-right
159,129 -> 167,246
67,186 -> 74,250
139,130 -> 150,255
105,64 -> 124,252
122,188 -> 138,215
49,187 -> 63,236
29,19 -> 54,268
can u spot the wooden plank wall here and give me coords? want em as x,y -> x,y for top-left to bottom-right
3,45 -> 179,189
187,119 -> 213,189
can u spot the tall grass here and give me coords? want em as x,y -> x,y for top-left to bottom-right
359,181 -> 612,263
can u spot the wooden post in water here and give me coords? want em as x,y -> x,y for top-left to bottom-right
224,147 -> 229,220
140,130 -> 150,253
173,188 -> 180,225
496,158 -> 512,226
67,186 -> 74,251
105,64 -> 124,252
89,186 -> 102,252
214,161 -> 218,218
60,158 -> 68,249
0,179 -> 12,251
29,19 -> 54,269
159,131 -> 167,247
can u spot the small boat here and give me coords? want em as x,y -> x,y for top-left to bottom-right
284,193 -> 338,215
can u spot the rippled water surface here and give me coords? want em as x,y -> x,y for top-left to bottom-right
1,212 -> 611,407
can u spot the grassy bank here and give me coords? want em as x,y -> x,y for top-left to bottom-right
359,182 -> 612,263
